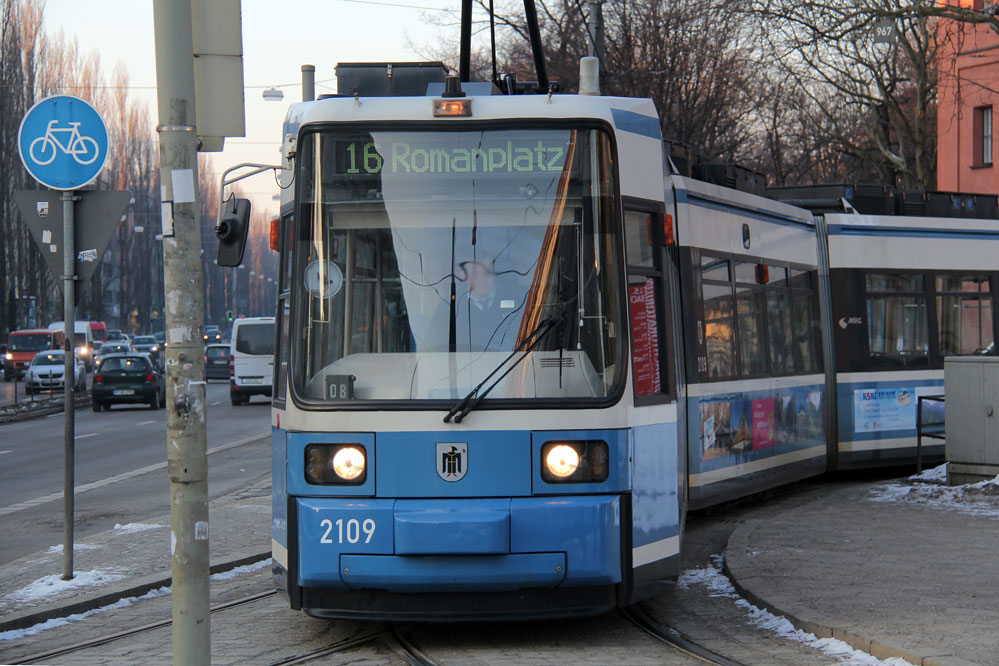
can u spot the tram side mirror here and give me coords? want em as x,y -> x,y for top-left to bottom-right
216,197 -> 252,267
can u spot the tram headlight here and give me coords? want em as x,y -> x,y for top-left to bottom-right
305,444 -> 367,485
541,440 -> 610,484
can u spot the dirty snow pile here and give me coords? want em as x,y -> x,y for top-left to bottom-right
868,463 -> 999,517
679,555 -> 914,666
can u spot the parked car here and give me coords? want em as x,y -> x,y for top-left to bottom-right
204,343 -> 230,380
25,350 -> 86,395
5,329 -> 65,381
91,354 -> 165,411
229,316 -> 275,405
204,326 -> 223,343
94,342 -> 131,369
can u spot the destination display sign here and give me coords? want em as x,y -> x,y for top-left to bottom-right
332,134 -> 571,176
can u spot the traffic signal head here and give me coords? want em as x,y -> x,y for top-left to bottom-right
226,310 -> 233,322
216,196 -> 251,267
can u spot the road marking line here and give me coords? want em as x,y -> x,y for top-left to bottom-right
74,433 -> 98,440
0,450 -> 10,455
0,432 -> 268,517
138,420 -> 156,426
210,401 -> 221,406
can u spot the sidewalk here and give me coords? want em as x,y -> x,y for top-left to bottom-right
0,474 -> 271,634
725,471 -> 999,666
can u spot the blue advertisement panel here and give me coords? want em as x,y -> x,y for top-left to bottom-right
853,388 -> 915,432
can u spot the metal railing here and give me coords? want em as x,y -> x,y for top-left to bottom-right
916,394 -> 946,473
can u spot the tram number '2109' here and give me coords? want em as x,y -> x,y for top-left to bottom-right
320,518 -> 376,544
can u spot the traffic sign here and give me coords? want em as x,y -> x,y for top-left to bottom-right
13,189 -> 130,302
17,95 -> 109,190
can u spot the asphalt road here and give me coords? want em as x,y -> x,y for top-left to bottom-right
0,380 -> 271,565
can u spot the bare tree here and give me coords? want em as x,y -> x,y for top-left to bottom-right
746,0 -> 993,190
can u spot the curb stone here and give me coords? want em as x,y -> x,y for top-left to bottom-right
0,391 -> 92,425
0,549 -> 270,633
723,522 -> 986,666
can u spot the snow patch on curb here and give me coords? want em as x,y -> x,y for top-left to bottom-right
209,558 -> 270,581
682,555 -> 914,666
113,522 -> 165,534
3,570 -> 126,605
0,587 -> 170,641
0,557 -> 270,642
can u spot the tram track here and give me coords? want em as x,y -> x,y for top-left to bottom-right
265,623 -> 440,666
10,589 -> 279,665
620,604 -> 748,666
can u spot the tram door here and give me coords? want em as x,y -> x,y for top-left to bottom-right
623,202 -> 684,589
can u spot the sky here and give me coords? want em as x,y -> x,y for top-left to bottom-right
43,0 -> 464,216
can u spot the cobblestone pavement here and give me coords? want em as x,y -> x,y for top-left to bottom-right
726,479 -> 999,666
0,479 -> 874,665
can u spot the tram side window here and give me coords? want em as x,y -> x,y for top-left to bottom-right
936,275 -> 994,355
696,256 -> 819,381
865,273 -> 929,367
700,256 -> 735,379
735,262 -> 767,377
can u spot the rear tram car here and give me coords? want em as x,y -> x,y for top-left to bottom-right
769,186 -> 999,469
215,62 -> 998,619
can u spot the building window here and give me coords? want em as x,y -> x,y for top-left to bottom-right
974,106 -> 993,167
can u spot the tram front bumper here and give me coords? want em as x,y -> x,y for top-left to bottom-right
295,495 -> 622,592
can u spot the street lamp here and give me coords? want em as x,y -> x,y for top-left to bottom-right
262,87 -> 284,101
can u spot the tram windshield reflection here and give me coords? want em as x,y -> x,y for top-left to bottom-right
292,126 -> 622,404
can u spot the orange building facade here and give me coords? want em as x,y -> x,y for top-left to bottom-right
937,2 -> 999,193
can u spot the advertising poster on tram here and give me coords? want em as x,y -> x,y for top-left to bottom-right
628,278 -> 660,396
853,387 -> 915,432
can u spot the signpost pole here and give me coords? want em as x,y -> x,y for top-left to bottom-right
61,190 -> 76,581
153,1 -> 210,663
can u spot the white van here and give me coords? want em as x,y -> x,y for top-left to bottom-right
229,316 -> 275,405
48,321 -> 94,370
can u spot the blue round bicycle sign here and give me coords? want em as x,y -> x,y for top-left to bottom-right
18,95 -> 109,190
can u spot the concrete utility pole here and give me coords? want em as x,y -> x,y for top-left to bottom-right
61,191 -> 76,581
152,1 -> 210,663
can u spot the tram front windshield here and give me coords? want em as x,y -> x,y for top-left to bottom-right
294,126 -> 622,405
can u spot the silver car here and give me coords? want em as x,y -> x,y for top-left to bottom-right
25,350 -> 86,395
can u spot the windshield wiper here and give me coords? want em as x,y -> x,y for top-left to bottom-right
443,316 -> 561,424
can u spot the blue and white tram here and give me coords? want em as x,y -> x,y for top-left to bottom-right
819,205 -> 998,468
669,178 -> 828,509
262,85 -> 687,619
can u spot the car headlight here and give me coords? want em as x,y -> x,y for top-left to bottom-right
305,444 -> 367,485
541,440 -> 609,484
77,347 -> 88,356
150,346 -> 159,352
4,353 -> 11,360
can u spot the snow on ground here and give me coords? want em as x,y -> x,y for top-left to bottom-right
3,570 -> 126,605
45,543 -> 103,554
868,465 -> 999,518
0,557 -> 271,642
113,522 -> 165,534
679,555 -> 914,666
0,587 -> 170,641
209,558 -> 271,581
908,463 -> 948,483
